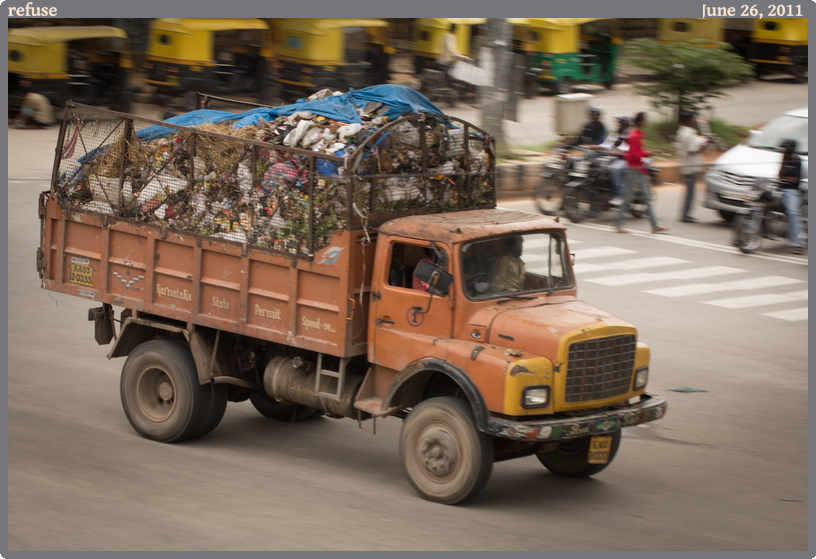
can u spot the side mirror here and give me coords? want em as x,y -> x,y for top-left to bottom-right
414,259 -> 453,297
747,129 -> 761,142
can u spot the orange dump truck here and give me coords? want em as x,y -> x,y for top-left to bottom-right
38,94 -> 666,505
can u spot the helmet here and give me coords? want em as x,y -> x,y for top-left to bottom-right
780,138 -> 797,151
588,105 -> 602,116
614,115 -> 630,126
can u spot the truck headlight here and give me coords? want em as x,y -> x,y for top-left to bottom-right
522,386 -> 550,409
634,367 -> 649,390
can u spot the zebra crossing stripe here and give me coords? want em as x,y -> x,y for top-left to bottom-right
646,277 -> 805,298
573,256 -> 690,276
761,307 -> 809,321
645,283 -> 735,298
717,276 -> 804,290
703,294 -> 800,309
587,266 -> 745,287
781,290 -> 808,299
571,247 -> 636,260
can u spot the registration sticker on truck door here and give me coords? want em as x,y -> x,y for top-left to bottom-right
588,436 -> 612,464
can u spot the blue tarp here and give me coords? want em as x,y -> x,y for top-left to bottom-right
135,84 -> 444,142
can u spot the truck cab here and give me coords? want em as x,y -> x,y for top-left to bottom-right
355,209 -> 664,503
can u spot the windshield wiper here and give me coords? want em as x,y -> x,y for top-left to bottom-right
548,276 -> 569,296
497,294 -> 536,304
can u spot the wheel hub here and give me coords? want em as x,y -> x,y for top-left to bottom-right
419,426 -> 458,478
158,381 -> 174,403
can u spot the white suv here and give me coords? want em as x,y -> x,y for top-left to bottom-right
704,107 -> 808,221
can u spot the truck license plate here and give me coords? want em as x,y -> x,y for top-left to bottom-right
588,435 -> 612,464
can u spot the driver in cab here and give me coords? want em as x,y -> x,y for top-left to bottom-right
489,236 -> 526,293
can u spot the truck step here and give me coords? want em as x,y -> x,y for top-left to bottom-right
353,397 -> 397,417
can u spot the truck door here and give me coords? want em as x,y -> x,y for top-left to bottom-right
371,239 -> 454,371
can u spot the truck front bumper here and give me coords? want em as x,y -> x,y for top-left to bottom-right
486,393 -> 667,441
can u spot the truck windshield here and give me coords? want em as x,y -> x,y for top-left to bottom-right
460,232 -> 573,300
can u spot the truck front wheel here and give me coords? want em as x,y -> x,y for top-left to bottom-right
120,339 -> 218,443
535,430 -> 621,478
399,397 -> 493,505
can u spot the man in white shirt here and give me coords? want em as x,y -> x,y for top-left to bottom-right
676,111 -> 708,223
438,24 -> 465,106
11,83 -> 55,129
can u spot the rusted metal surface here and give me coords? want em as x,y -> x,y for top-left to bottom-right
263,355 -> 369,419
377,209 -> 564,243
486,393 -> 668,442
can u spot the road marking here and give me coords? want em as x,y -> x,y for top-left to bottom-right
571,247 -> 636,260
718,276 -> 804,290
497,210 -> 808,267
573,263 -> 617,274
574,256 -> 690,275
645,283 -> 735,297
587,266 -> 746,286
761,307 -> 809,321
703,294 -> 800,309
646,277 -> 803,298
781,290 -> 808,299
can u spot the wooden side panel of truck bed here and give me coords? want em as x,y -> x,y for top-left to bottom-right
40,194 -> 373,358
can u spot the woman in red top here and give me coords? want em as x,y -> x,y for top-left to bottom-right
615,112 -> 669,234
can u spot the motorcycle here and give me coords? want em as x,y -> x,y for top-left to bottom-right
534,146 -> 581,215
733,179 -> 808,254
561,149 -> 658,224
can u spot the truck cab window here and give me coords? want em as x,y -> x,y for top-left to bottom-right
388,242 -> 448,290
461,232 -> 573,300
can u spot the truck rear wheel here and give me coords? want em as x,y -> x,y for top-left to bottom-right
399,397 -> 493,505
120,339 -> 215,443
535,430 -> 621,478
249,392 -> 324,422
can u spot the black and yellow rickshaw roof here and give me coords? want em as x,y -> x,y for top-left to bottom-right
277,18 -> 389,35
9,26 -> 128,46
150,18 -> 270,35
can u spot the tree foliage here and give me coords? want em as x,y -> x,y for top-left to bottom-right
623,39 -> 754,119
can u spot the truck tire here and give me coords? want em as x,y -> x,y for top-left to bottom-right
120,339 -> 214,443
535,430 -> 621,478
194,383 -> 229,438
399,396 -> 493,505
249,392 -> 324,422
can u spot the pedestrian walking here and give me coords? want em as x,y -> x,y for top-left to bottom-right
615,112 -> 669,234
778,138 -> 805,255
11,83 -> 55,129
676,110 -> 708,222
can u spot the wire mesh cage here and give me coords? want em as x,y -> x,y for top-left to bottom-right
51,100 -> 495,258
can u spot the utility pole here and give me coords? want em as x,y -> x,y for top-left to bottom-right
480,18 -> 511,155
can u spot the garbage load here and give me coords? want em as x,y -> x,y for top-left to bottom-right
53,85 -> 495,256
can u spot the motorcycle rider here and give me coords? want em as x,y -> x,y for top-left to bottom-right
601,115 -> 631,207
778,138 -> 805,255
565,105 -> 607,147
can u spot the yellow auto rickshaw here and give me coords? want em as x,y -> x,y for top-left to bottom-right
657,18 -> 725,48
8,26 -> 133,111
412,18 -> 486,75
144,18 -> 273,104
509,18 -> 620,95
269,18 -> 391,102
746,17 -> 808,82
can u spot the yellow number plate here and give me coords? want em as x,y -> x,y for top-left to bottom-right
588,435 -> 612,464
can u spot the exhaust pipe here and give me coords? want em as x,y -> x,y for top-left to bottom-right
262,355 -> 368,419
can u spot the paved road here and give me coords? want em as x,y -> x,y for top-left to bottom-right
6,102 -> 807,551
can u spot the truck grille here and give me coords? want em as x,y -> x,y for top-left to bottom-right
565,335 -> 636,403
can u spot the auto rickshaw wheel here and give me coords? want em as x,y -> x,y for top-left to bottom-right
792,63 -> 807,84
